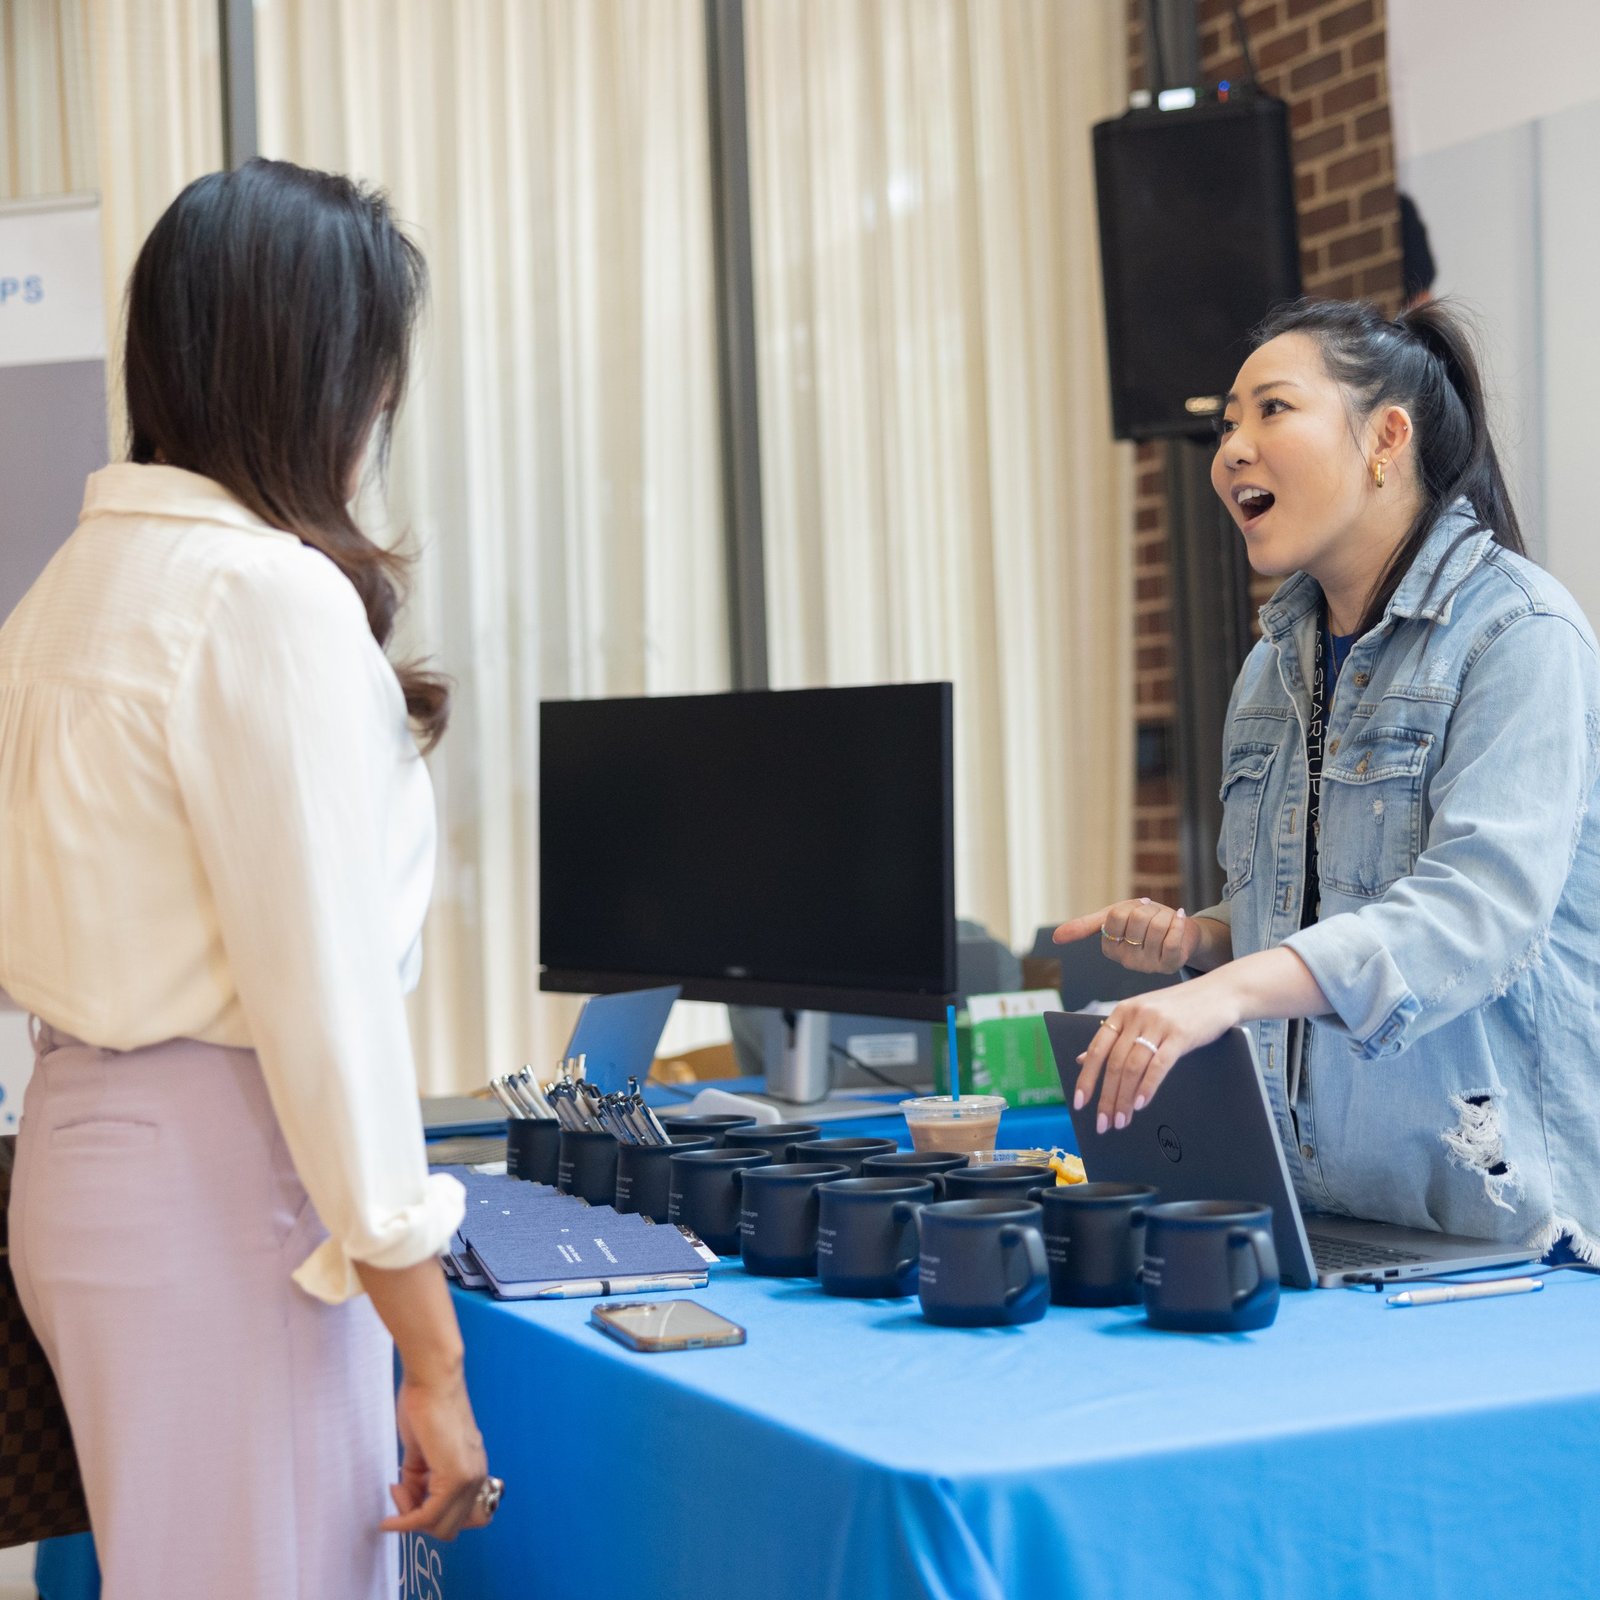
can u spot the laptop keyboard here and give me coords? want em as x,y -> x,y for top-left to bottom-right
1307,1235 -> 1429,1271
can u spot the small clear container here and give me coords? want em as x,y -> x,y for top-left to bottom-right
901,1093 -> 1006,1155
971,1147 -> 1053,1169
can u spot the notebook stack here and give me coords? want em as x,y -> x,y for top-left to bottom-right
436,1166 -> 715,1300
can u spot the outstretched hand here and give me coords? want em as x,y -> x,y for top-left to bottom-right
1053,897 -> 1201,975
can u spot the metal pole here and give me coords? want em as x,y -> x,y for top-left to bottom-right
704,0 -> 769,691
218,0 -> 258,169
1165,437 -> 1253,911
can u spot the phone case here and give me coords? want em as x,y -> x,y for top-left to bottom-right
590,1303 -> 746,1352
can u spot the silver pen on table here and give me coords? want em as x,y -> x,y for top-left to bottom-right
1388,1277 -> 1544,1307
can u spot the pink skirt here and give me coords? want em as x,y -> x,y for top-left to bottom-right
7,1023 -> 397,1600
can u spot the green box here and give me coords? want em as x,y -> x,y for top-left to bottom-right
936,1012 -> 1064,1108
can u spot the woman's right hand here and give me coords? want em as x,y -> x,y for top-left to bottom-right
1052,898 -> 1202,976
356,1256 -> 494,1541
383,1365 -> 491,1541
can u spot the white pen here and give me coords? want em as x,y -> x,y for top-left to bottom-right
533,1276 -> 699,1299
1388,1277 -> 1544,1307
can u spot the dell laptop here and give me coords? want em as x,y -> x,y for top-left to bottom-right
1045,1011 -> 1533,1289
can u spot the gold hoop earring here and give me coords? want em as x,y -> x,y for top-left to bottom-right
1373,459 -> 1387,489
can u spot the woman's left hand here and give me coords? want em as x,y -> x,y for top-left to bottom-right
1072,973 -> 1244,1133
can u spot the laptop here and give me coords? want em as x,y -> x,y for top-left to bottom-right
563,984 -> 682,1094
1045,1011 -> 1533,1289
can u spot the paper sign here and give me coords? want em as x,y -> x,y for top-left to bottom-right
0,195 -> 106,369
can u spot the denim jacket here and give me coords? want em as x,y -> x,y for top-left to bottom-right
1201,503 -> 1600,1258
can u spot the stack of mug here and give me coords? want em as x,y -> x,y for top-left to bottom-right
508,1106 -> 1279,1334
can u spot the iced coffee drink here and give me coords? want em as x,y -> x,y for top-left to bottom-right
902,1094 -> 1006,1155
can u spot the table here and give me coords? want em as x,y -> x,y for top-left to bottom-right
426,1103 -> 1600,1600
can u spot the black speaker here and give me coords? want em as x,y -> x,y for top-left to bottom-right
1094,96 -> 1301,441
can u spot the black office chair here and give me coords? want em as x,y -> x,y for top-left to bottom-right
1025,924 -> 1181,1011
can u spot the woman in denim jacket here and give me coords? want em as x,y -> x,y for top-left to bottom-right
1059,299 -> 1600,1261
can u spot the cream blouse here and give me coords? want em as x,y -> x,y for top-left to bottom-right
0,464 -> 463,1303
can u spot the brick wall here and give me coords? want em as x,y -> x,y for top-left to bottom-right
1127,0 -> 1404,905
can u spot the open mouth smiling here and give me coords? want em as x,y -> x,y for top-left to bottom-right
1232,484 -> 1275,527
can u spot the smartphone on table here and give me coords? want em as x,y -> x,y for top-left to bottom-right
590,1299 -> 746,1352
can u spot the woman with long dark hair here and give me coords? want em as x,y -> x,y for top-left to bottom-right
1,160 -> 495,1596
1058,298 -> 1600,1260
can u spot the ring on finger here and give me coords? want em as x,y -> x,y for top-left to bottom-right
1100,926 -> 1123,943
475,1476 -> 505,1520
1098,1020 -> 1121,1034
1123,937 -> 1144,948
1133,1035 -> 1159,1054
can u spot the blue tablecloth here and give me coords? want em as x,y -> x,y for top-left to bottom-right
428,1103 -> 1600,1600
45,1103 -> 1600,1599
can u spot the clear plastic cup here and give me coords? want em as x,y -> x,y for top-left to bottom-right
902,1094 -> 1007,1155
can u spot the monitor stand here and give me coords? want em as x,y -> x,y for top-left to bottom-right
761,1009 -> 832,1104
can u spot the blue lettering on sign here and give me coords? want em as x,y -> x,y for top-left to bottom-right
0,276 -> 45,305
401,1534 -> 444,1600
0,278 -> 18,305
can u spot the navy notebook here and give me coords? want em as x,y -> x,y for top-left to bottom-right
441,1168 -> 712,1299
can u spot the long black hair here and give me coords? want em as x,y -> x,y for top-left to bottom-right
124,158 -> 449,749
1252,297 -> 1523,637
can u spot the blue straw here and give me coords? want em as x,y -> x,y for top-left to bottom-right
946,1002 -> 960,1102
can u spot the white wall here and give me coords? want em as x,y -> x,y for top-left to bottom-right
1534,97 -> 1600,625
1388,0 -> 1600,162
1392,4 -> 1600,629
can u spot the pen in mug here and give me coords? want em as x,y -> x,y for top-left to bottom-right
503,1074 -> 545,1119
577,1082 -> 607,1131
628,1077 -> 671,1145
1388,1277 -> 1544,1307
616,1085 -> 649,1144
615,1093 -> 646,1143
602,1096 -> 637,1144
487,1077 -> 526,1119
516,1066 -> 556,1119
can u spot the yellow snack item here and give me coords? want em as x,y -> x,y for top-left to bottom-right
1048,1151 -> 1086,1185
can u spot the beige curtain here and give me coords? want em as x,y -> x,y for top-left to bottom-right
745,0 -> 1131,950
254,0 -> 729,1088
0,0 -> 221,439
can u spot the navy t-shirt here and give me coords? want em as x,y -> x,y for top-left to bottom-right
1302,610 -> 1357,928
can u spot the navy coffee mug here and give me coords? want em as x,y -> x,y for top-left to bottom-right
667,1149 -> 773,1255
816,1176 -> 935,1298
656,1112 -> 759,1146
1141,1200 -> 1280,1333
724,1122 -> 824,1163
505,1118 -> 561,1185
860,1150 -> 968,1198
614,1133 -> 715,1220
557,1128 -> 620,1205
786,1136 -> 900,1175
1038,1182 -> 1158,1307
943,1162 -> 1052,1203
917,1198 -> 1050,1328
738,1162 -> 852,1276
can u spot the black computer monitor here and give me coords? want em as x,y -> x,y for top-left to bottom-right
538,683 -> 956,1021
